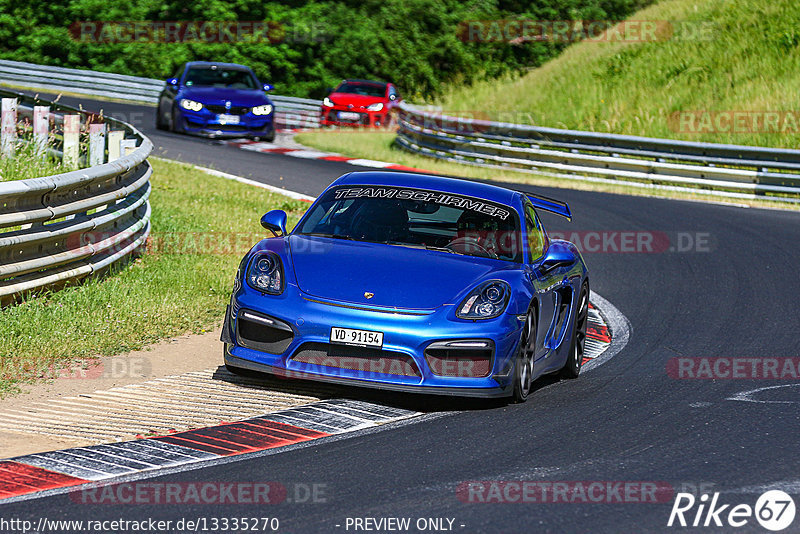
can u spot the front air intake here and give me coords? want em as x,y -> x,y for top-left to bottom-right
424,340 -> 494,378
236,309 -> 294,354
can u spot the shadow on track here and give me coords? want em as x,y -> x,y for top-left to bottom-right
212,365 -> 564,413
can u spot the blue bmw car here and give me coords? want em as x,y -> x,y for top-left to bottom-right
156,61 -> 276,141
222,172 -> 589,401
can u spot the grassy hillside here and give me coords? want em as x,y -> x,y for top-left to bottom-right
0,0 -> 649,99
436,0 -> 800,148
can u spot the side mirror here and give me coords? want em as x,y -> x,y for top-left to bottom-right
538,243 -> 575,273
166,78 -> 179,88
263,83 -> 274,92
389,94 -> 397,101
261,210 -> 288,237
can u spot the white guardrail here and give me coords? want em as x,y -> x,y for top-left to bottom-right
0,87 -> 152,302
0,59 -> 321,129
7,59 -> 799,203
396,103 -> 800,203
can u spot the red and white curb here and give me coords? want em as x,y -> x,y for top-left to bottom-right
0,399 -> 418,502
583,290 -> 630,372
0,297 -> 621,503
584,300 -> 611,364
222,138 -> 435,174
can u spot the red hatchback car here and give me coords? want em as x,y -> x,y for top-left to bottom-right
320,79 -> 402,127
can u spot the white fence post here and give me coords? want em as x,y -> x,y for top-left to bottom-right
88,123 -> 105,166
63,114 -> 81,169
107,131 -> 124,161
33,106 -> 49,158
1,98 -> 17,158
120,139 -> 137,156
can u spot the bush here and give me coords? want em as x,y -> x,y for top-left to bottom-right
0,0 -> 651,99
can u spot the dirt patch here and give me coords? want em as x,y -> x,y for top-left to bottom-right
0,328 -> 223,458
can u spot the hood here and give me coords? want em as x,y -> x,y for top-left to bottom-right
288,235 -> 501,310
328,92 -> 385,108
180,86 -> 270,107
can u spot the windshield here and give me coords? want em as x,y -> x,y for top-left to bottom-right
184,67 -> 258,89
335,82 -> 386,98
296,186 -> 522,262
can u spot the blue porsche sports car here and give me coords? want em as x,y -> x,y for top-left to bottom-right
156,61 -> 276,141
222,172 -> 589,401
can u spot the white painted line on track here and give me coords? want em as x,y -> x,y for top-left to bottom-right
151,157 -> 316,202
726,383 -> 800,404
283,149 -> 333,159
346,158 -> 394,168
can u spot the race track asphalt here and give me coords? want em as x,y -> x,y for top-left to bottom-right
3,93 -> 799,533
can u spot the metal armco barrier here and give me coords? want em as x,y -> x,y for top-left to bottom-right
0,59 -> 321,129
0,88 -> 152,301
395,102 -> 800,203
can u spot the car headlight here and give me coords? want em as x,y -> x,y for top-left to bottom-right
251,104 -> 273,116
246,252 -> 285,294
179,99 -> 203,112
323,97 -> 334,107
457,281 -> 511,320
367,102 -> 384,111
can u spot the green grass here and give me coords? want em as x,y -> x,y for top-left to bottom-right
299,0 -> 800,208
0,158 -> 308,397
0,143 -> 67,182
435,0 -> 800,148
295,130 -> 799,210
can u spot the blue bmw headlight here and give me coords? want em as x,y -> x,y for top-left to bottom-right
180,99 -> 203,111
246,252 -> 284,294
457,280 -> 511,320
252,104 -> 273,116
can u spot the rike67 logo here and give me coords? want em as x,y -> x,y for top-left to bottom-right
668,490 -> 796,531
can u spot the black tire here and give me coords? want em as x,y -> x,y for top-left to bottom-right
560,282 -> 589,379
512,308 -> 537,403
155,103 -> 169,130
171,105 -> 184,133
263,126 -> 276,143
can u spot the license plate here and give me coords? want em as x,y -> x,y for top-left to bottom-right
337,111 -> 361,121
217,114 -> 240,125
330,327 -> 383,348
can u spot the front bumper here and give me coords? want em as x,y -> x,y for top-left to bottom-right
177,108 -> 274,137
320,107 -> 386,127
222,287 -> 523,398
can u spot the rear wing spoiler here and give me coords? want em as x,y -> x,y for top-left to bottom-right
522,192 -> 572,221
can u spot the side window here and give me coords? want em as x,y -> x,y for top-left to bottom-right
524,203 -> 545,262
388,86 -> 399,101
